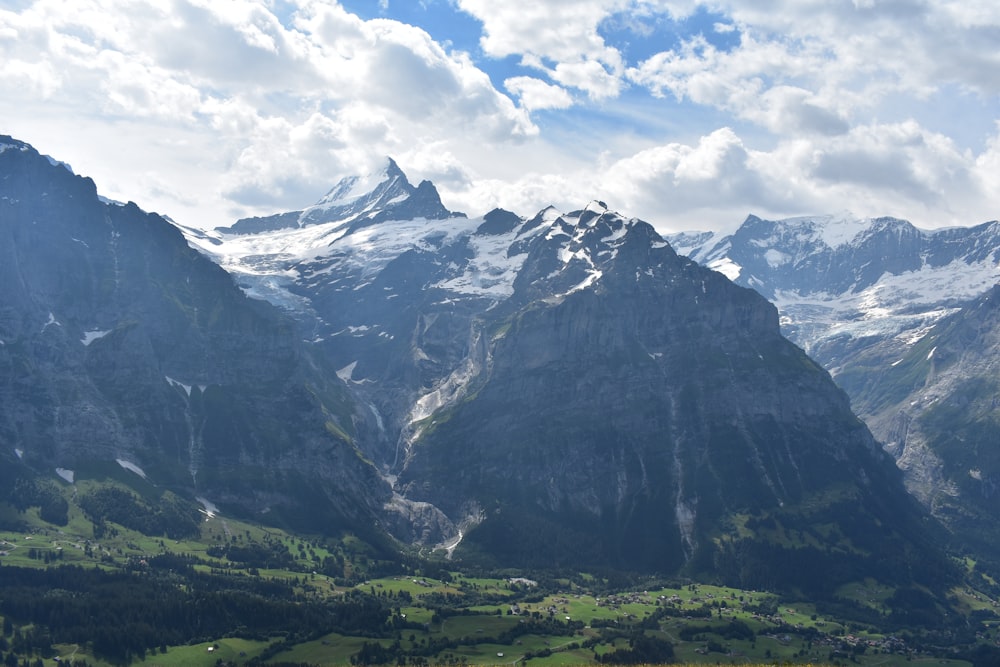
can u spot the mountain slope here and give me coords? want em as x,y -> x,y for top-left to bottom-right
847,286 -> 1000,555
181,177 -> 951,588
0,136 -> 412,539
670,213 -> 1000,557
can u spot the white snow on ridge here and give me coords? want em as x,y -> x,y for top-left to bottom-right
14,448 -> 23,459
116,458 -> 147,479
315,163 -> 399,208
44,155 -> 74,173
55,468 -> 74,483
773,258 -> 998,317
182,199 -> 652,310
811,212 -> 869,248
201,214 -> 483,295
0,143 -> 28,154
98,195 -> 127,207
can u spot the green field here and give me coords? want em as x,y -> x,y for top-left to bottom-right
0,475 -> 995,667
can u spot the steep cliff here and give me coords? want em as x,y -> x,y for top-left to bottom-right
0,136 -> 397,537
393,206 -> 939,586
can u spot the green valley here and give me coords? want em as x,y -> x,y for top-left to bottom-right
1,474 -> 999,667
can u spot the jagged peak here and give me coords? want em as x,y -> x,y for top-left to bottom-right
314,156 -> 411,209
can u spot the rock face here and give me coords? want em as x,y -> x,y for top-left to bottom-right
397,209 -> 926,577
184,179 -> 945,588
850,286 -> 1000,555
0,136 -> 400,538
671,213 -> 1000,556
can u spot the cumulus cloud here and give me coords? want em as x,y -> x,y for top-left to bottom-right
0,0 -> 997,234
0,0 -> 538,226
598,120 -> 994,232
505,76 -> 574,111
457,0 -> 626,99
600,128 -> 791,228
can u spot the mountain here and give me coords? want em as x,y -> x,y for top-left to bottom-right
221,157 -> 459,236
179,166 -> 950,590
0,136 -> 449,543
669,213 -> 1000,376
670,213 -> 1000,555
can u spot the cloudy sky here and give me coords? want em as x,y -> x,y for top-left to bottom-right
2,0 -> 998,233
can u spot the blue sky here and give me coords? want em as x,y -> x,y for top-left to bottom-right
1,1 -> 998,233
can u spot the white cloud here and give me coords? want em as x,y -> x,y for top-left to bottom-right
0,0 -> 537,226
457,0 -> 627,99
595,119 -> 996,232
505,76 -> 574,111
600,128 -> 789,228
0,0 -> 997,235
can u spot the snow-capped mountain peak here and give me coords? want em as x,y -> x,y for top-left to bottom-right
221,157 -> 457,236
314,157 -> 409,210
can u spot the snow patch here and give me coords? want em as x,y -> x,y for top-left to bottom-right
764,248 -> 790,267
14,448 -> 23,459
432,222 -> 534,298
165,376 -> 193,396
55,468 -> 74,483
337,361 -> 358,383
707,257 -> 741,280
81,329 -> 111,346
812,212 -> 869,248
927,346 -> 937,360
116,458 -> 147,479
197,497 -> 219,519
41,312 -> 61,333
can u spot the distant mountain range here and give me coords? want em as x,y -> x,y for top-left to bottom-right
0,137 -> 961,594
670,213 -> 1000,556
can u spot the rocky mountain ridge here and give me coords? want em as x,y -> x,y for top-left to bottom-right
669,213 -> 1000,375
